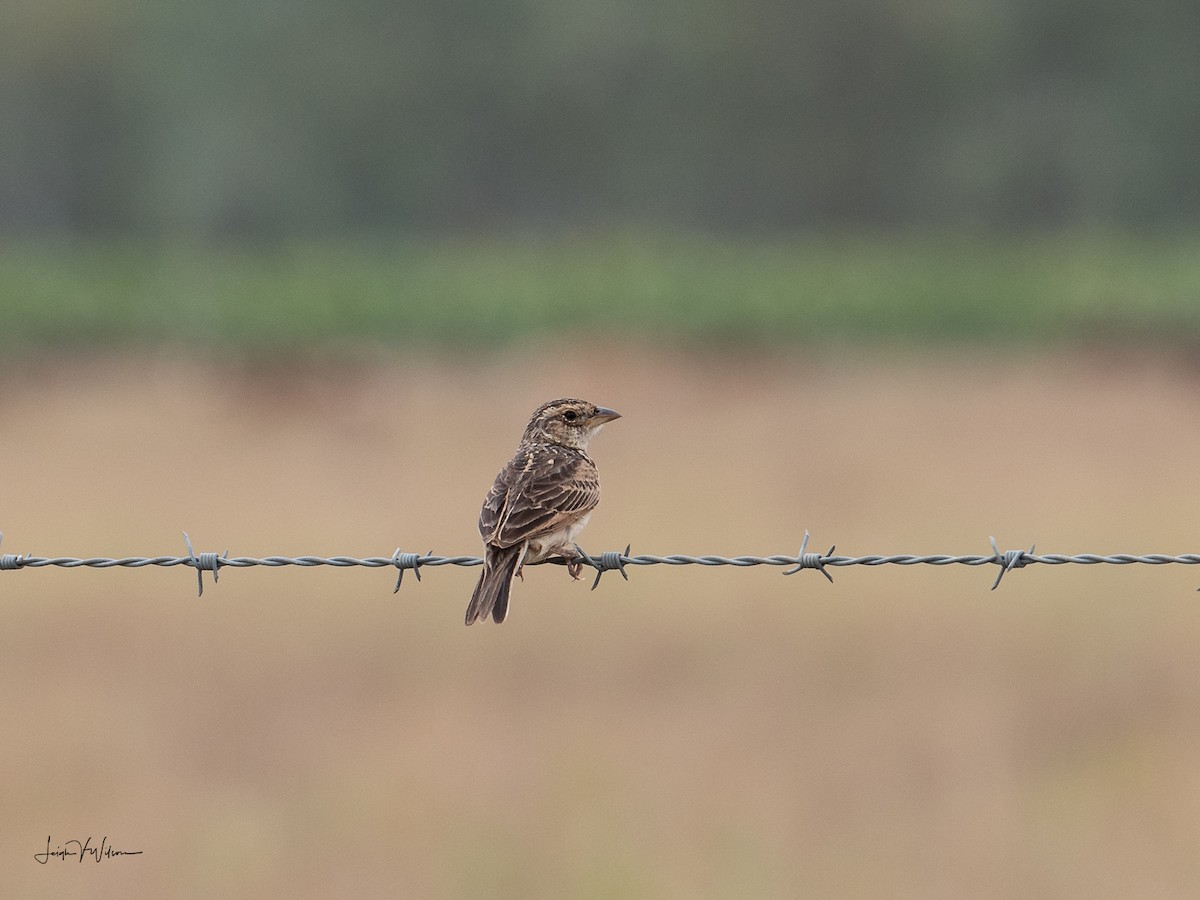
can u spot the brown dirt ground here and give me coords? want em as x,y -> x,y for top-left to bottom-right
4,346 -> 1200,898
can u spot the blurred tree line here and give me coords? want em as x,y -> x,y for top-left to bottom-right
1,0 -> 1197,237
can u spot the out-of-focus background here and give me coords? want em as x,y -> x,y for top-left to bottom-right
3,1 -> 1200,897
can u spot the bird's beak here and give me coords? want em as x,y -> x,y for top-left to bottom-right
591,406 -> 621,424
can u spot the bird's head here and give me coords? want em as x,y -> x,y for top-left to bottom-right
523,398 -> 621,450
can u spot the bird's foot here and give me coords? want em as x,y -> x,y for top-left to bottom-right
559,546 -> 584,580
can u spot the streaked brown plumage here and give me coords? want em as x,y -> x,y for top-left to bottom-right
466,398 -> 621,625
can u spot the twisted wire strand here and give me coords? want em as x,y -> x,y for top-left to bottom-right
3,529 -> 1199,596
7,553 -> 1200,570
4,551 -> 1200,570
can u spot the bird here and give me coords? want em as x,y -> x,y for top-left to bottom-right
465,398 -> 621,625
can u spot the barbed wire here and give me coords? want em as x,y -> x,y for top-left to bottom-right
2,531 -> 1199,596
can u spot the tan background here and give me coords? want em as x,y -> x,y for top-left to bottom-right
3,347 -> 1200,897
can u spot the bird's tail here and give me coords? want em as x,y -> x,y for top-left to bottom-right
465,544 -> 523,625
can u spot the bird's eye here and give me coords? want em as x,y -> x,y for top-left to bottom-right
562,410 -> 578,421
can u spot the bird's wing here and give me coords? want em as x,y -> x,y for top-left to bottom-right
479,444 -> 600,549
477,477 -> 509,545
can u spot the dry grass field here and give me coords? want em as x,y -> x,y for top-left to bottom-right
3,345 -> 1200,898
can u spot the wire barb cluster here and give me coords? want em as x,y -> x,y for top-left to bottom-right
2,530 -> 1200,597
0,532 -> 27,571
389,548 -> 430,593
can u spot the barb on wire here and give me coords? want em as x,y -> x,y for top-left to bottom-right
182,531 -> 228,597
782,530 -> 836,582
0,532 -> 28,571
989,536 -> 1035,590
390,548 -> 431,592
2,530 -> 1200,596
574,543 -> 631,591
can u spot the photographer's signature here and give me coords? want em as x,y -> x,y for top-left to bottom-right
34,835 -> 143,864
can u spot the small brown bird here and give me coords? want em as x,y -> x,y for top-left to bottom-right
466,398 -> 621,625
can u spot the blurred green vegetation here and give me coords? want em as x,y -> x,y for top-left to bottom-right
3,1 -> 1198,351
1,0 -> 1199,235
2,234 -> 1198,350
